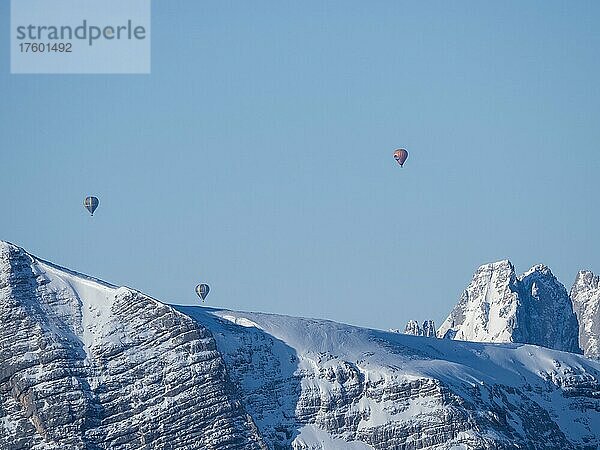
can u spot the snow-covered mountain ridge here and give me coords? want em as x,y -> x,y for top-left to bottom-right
2,242 -> 600,449
0,241 -> 263,449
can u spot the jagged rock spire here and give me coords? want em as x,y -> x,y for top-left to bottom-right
404,320 -> 436,338
570,270 -> 600,358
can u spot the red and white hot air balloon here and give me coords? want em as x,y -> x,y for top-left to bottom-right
393,149 -> 409,167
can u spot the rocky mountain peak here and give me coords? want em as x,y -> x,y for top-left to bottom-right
572,270 -> 600,293
438,260 -> 581,354
521,263 -> 553,278
570,270 -> 600,359
472,259 -> 516,283
437,259 -> 519,343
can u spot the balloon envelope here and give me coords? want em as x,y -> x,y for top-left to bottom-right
393,149 -> 408,167
196,283 -> 210,301
84,196 -> 99,215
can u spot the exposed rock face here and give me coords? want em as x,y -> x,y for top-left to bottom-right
571,270 -> 600,359
422,320 -> 436,337
0,242 -> 264,449
404,320 -> 421,336
438,260 -> 518,342
516,264 -> 581,353
438,260 -> 581,354
404,320 -> 436,337
179,307 -> 600,450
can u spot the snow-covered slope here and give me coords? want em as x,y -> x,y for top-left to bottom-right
571,270 -> 600,359
177,306 -> 600,449
438,260 -> 581,354
0,242 -> 263,449
2,242 -> 600,450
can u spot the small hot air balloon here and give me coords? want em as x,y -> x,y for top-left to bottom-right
393,149 -> 409,167
196,283 -> 210,302
84,196 -> 99,216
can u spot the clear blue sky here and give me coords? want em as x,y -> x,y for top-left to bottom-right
1,1 -> 599,330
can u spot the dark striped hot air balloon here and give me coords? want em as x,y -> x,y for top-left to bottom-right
196,283 -> 210,302
393,149 -> 409,167
84,196 -> 99,216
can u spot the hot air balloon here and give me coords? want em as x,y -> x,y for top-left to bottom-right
196,283 -> 210,302
84,196 -> 99,216
393,149 -> 409,167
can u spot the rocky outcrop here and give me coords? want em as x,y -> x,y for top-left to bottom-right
422,320 -> 436,337
570,270 -> 600,359
404,320 -> 421,336
438,260 -> 581,354
0,241 -> 264,449
404,320 -> 436,337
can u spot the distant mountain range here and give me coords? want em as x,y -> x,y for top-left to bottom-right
417,260 -> 599,359
2,241 -> 599,449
